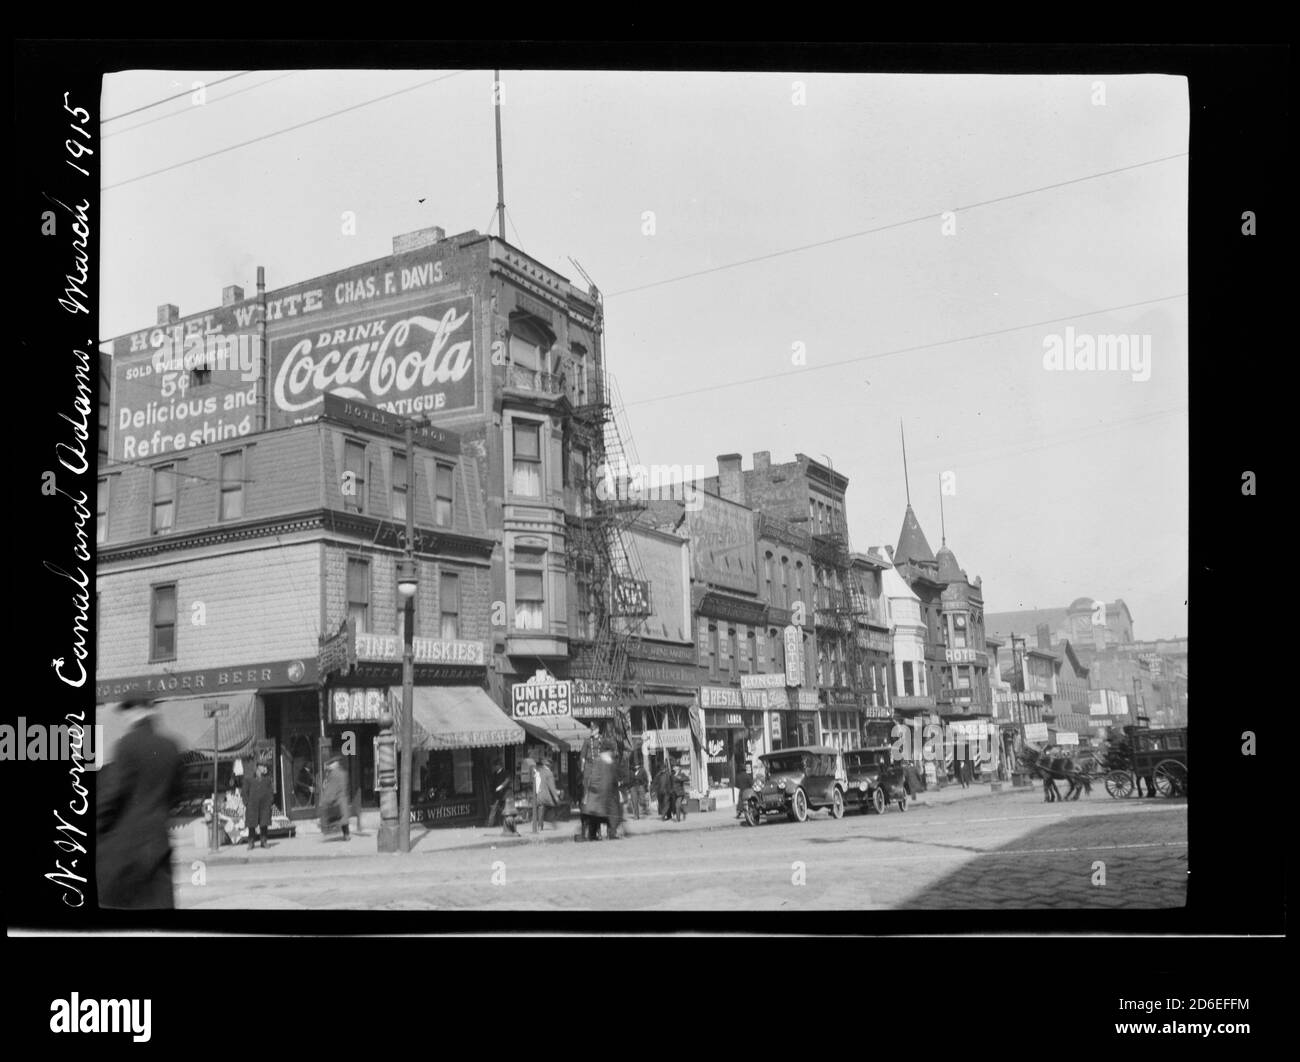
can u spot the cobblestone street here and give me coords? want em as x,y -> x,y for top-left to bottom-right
177,789 -> 1187,911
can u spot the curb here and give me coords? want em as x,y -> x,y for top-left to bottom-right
178,788 -> 1036,867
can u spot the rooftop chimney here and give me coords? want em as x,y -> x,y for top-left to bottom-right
884,544 -> 895,561
393,225 -> 446,256
753,451 -> 771,473
717,453 -> 744,504
1036,623 -> 1052,651
157,304 -> 180,325
222,285 -> 245,307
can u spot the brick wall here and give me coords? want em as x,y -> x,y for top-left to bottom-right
98,541 -> 322,677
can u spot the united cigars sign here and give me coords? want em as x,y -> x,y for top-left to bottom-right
511,672 -> 572,718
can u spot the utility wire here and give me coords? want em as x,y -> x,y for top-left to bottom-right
622,293 -> 1187,409
103,72 -> 300,140
102,72 -> 252,122
605,152 -> 1189,299
103,71 -> 470,191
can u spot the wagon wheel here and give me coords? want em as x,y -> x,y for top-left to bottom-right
1153,760 -> 1187,798
870,787 -> 886,815
1105,770 -> 1134,799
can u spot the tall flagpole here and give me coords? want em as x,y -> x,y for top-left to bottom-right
900,420 -> 912,507
494,69 -> 506,240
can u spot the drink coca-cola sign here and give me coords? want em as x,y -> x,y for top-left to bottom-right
270,294 -> 476,424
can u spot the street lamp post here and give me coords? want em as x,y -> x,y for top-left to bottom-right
396,418 -> 418,854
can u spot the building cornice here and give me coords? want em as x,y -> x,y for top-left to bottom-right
99,509 -> 496,564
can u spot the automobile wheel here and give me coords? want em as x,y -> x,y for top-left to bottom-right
790,788 -> 808,823
743,800 -> 762,828
898,794 -> 908,812
830,787 -> 845,820
870,788 -> 886,815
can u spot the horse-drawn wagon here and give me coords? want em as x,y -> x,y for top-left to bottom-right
1104,725 -> 1187,799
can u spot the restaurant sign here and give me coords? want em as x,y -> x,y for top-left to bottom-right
643,728 -> 693,751
700,686 -> 742,709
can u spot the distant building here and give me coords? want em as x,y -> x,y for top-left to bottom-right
986,597 -> 1135,651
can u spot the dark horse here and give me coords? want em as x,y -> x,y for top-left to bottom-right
1019,746 -> 1092,802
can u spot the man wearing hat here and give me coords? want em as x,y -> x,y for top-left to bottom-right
97,696 -> 184,909
243,760 -> 275,849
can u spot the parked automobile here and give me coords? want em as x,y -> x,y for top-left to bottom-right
741,746 -> 846,826
842,746 -> 910,813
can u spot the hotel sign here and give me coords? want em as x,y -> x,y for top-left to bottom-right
321,394 -> 460,454
945,648 -> 980,664
784,626 -> 804,687
355,633 -> 485,667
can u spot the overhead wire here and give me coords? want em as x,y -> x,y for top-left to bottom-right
103,71 -> 471,191
102,71 -> 252,122
102,71 -> 300,140
604,152 -> 1188,299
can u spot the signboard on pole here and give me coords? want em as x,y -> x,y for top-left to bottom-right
1024,722 -> 1049,744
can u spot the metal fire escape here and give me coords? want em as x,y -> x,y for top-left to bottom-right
812,506 -> 872,716
562,279 -> 650,740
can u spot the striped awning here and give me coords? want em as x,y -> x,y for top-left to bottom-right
517,715 -> 592,753
98,692 -> 260,765
407,686 -> 524,750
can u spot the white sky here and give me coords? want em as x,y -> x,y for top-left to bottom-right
101,69 -> 1189,639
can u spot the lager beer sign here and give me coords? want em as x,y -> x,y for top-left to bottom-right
511,670 -> 572,718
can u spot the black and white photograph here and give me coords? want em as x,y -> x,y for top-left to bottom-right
9,39 -> 1286,1042
87,65 -> 1195,913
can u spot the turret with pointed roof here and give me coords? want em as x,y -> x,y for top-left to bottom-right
895,505 -> 936,568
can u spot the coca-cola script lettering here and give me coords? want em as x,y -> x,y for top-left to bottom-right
271,296 -> 476,424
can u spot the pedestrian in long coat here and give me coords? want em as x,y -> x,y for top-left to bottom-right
319,757 -> 352,840
653,763 -> 672,820
97,698 -> 184,909
582,741 -> 622,839
533,756 -> 560,833
243,761 -> 274,848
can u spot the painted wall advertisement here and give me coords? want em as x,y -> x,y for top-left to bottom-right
685,493 -> 757,595
106,248 -> 480,460
270,293 -> 476,426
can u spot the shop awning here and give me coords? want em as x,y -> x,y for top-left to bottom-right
408,686 -> 524,750
97,692 -> 260,766
517,715 -> 592,753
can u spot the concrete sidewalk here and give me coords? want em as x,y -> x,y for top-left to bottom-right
174,781 -> 1033,867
